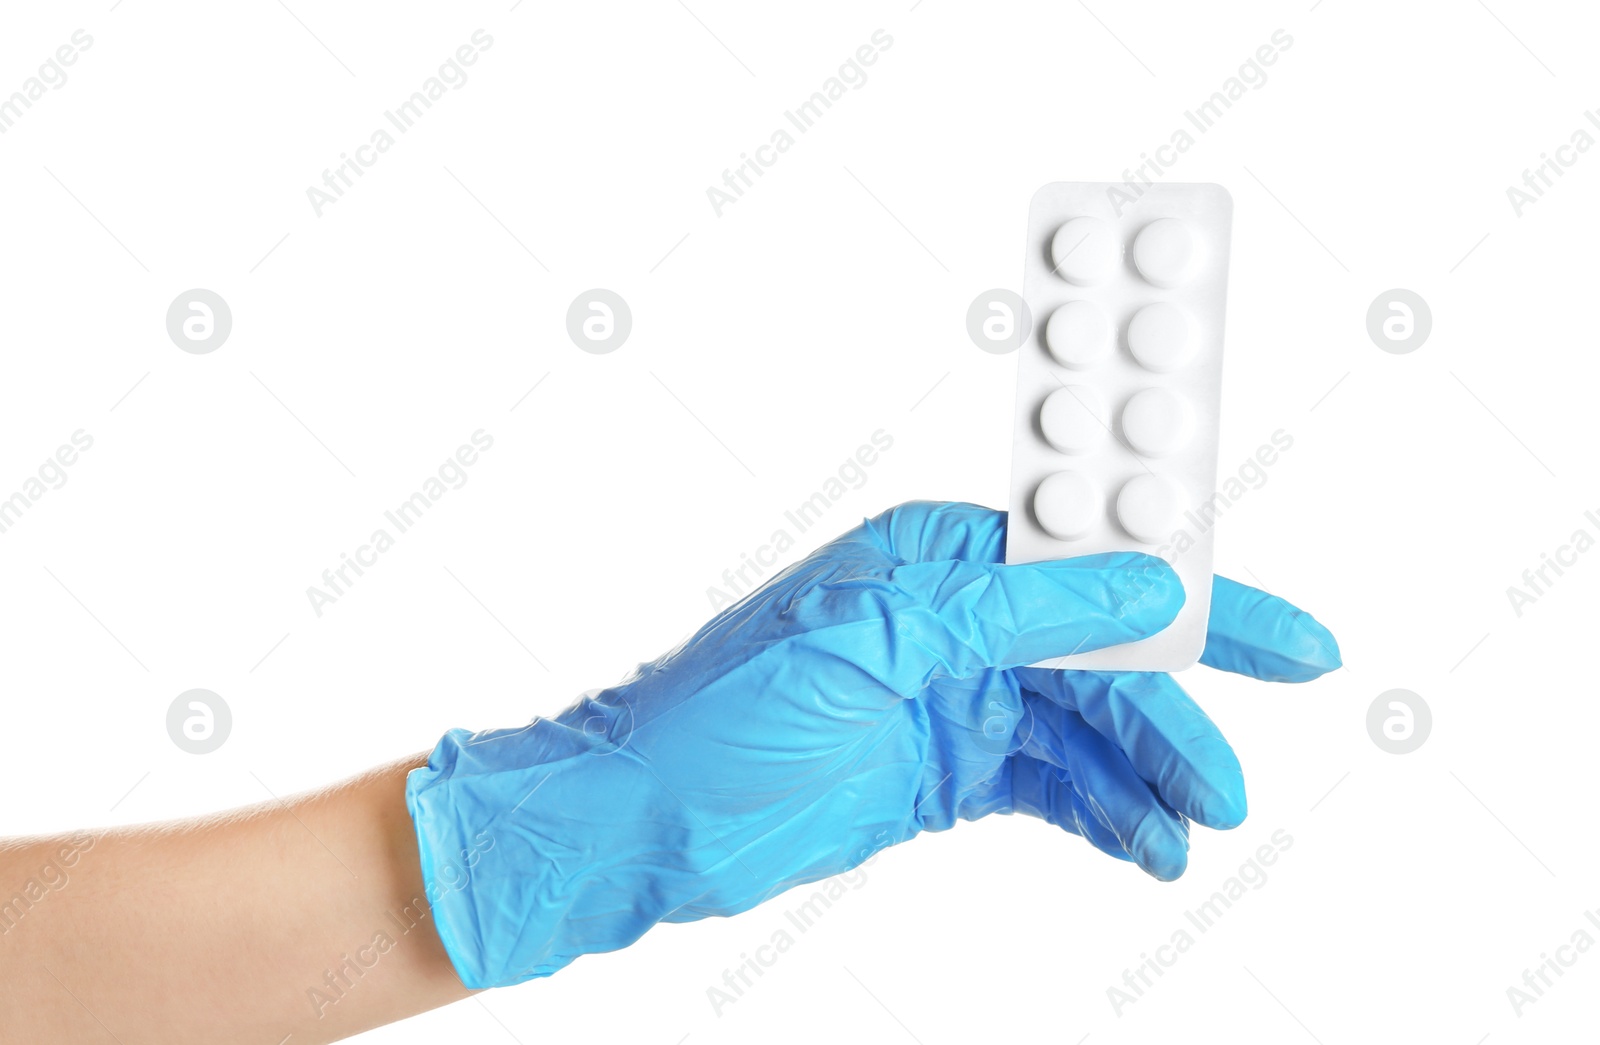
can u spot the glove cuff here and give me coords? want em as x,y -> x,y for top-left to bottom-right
406,719 -> 671,988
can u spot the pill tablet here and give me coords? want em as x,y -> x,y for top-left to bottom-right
1126,302 -> 1195,373
1120,387 -> 1192,458
1132,218 -> 1196,288
1116,474 -> 1182,545
1034,470 -> 1099,541
1045,301 -> 1113,370
1039,385 -> 1108,455
1050,217 -> 1119,286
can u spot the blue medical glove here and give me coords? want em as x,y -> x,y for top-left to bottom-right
407,501 -> 1338,989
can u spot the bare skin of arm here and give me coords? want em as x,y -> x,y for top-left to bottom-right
0,754 -> 473,1044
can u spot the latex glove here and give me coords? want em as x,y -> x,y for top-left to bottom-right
407,501 -> 1338,988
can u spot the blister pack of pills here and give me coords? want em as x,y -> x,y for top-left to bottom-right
1005,182 -> 1233,672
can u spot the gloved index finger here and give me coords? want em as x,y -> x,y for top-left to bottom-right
1200,575 -> 1342,683
885,550 -> 1184,680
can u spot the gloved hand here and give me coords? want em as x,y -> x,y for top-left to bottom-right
406,501 -> 1339,989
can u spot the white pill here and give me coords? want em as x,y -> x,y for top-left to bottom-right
1126,302 -> 1195,373
1034,470 -> 1100,542
1132,218 -> 1196,288
1120,387 -> 1192,458
1039,385 -> 1108,455
1045,301 -> 1113,370
1116,474 -> 1182,545
1050,217 -> 1119,286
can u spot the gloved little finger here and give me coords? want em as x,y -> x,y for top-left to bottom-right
1017,667 -> 1246,832
1012,715 -> 1190,880
1006,753 -> 1133,865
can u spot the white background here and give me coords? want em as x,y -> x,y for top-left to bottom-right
1,0 -> 1594,1041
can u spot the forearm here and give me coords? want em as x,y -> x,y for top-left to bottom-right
0,754 -> 472,1045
